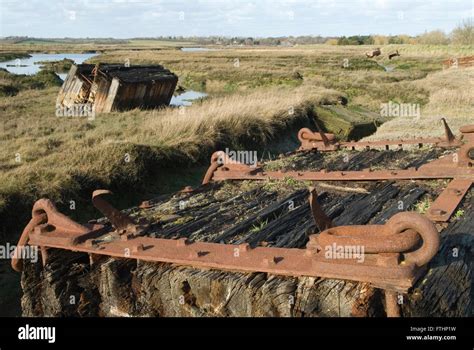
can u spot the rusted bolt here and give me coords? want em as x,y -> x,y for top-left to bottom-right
189,251 -> 208,258
449,189 -> 462,196
121,234 -> 132,241
188,251 -> 199,258
176,238 -> 189,247
262,258 -> 274,266
262,257 -> 281,266
429,208 -> 447,216
238,243 -> 251,253
132,244 -> 144,253
33,224 -> 50,235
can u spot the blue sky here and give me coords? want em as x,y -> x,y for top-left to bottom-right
1,0 -> 472,38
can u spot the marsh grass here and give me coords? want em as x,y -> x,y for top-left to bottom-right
0,84 -> 341,234
364,66 -> 474,140
0,44 -> 473,234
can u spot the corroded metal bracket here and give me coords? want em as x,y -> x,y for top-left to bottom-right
426,179 -> 472,222
92,190 -> 148,237
202,124 -> 474,223
14,190 -> 440,317
309,187 -> 333,231
298,118 -> 462,152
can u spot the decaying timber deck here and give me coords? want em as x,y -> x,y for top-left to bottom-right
20,148 -> 473,317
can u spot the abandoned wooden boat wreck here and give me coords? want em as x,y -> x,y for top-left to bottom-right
16,143 -> 473,317
56,63 -> 178,113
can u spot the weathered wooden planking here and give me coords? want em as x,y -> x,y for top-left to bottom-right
100,78 -> 120,113
19,149 -> 472,317
56,64 -> 178,113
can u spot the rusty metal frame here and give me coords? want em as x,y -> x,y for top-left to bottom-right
10,122 -> 472,317
13,189 -> 441,317
202,124 -> 474,223
297,118 -> 461,152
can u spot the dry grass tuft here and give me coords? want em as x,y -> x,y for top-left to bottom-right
363,67 -> 474,141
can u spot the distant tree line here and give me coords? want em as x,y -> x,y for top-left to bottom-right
334,19 -> 472,45
2,18 -> 471,46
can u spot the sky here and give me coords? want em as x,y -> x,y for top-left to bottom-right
0,0 -> 473,38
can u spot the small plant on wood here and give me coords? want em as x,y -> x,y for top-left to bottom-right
454,209 -> 465,219
415,197 -> 432,214
249,219 -> 268,234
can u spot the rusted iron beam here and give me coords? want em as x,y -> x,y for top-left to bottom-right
15,196 -> 438,290
426,179 -> 472,222
202,125 -> 473,224
14,190 -> 441,317
298,118 -> 463,152
92,190 -> 144,236
203,150 -> 474,183
384,290 -> 401,317
204,124 -> 473,186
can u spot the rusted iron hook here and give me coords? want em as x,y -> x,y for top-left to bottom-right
202,151 -> 259,185
92,190 -> 141,235
316,212 -> 439,266
11,199 -> 90,272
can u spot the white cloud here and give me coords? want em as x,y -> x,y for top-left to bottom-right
0,0 -> 472,37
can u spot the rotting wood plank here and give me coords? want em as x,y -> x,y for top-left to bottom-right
18,148 -> 472,317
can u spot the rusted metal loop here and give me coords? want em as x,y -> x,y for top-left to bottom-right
202,150 -> 262,184
460,145 -> 474,162
202,151 -> 224,184
12,198 -> 90,272
92,190 -> 139,234
11,213 -> 47,272
385,212 -> 439,266
298,128 -> 336,143
32,199 -> 90,235
317,225 -> 421,254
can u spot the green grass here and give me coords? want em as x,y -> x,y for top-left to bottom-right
0,69 -> 63,96
0,83 -> 342,238
36,58 -> 74,73
0,43 -> 473,237
0,52 -> 31,62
